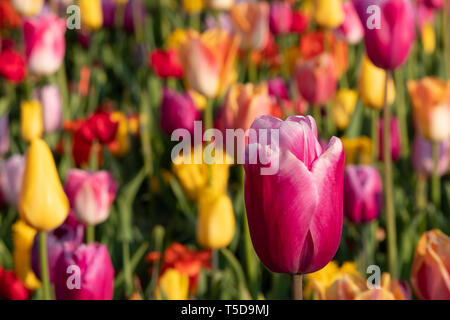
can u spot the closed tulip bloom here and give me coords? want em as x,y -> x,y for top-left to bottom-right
206,0 -> 234,11
179,29 -> 240,98
358,55 -> 396,109
124,0 -> 146,34
155,268 -> 189,300
107,111 -> 131,157
353,0 -> 415,70
295,53 -> 338,105
342,137 -> 373,165
410,230 -> 450,300
219,83 -> 272,132
20,100 -> 43,142
268,77 -> 289,100
269,2 -> 293,35
335,1 -> 364,45
12,220 -> 41,290
408,77 -> 450,142
230,2 -> 270,51
0,116 -> 9,156
150,49 -> 184,79
412,134 -> 450,176
314,0 -> 344,28
54,243 -> 114,300
19,138 -> 69,231
0,267 -> 29,300
23,14 -> 66,76
12,0 -> 43,17
101,0 -> 116,28
378,117 -> 401,161
197,188 -> 235,249
343,165 -> 383,223
80,0 -> 103,30
0,49 -> 26,84
425,0 -> 443,9
33,85 -> 62,134
64,169 -> 118,226
0,155 -> 25,207
244,115 -> 345,274
182,0 -> 204,13
421,23 -> 436,54
331,89 -> 358,130
160,88 -> 202,136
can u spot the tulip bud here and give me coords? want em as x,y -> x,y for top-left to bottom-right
12,220 -> 41,290
150,49 -> 184,79
0,266 -> 29,300
421,23 -> 436,54
124,0 -> 146,34
197,189 -> 235,249
358,55 -> 396,109
155,268 -> 189,300
410,230 -> 450,300
378,117 -> 401,162
101,0 -> 116,29
20,100 -> 43,142
343,165 -> 383,223
0,155 -> 25,207
182,0 -> 204,14
12,0 -> 43,17
331,89 -> 358,130
314,0 -> 344,28
19,138 -> 69,231
0,116 -> 9,156
342,137 -> 373,165
108,111 -> 131,157
0,49 -> 27,84
64,169 -> 118,226
412,134 -> 450,176
54,243 -> 114,300
33,85 -> 62,134
269,2 -> 293,35
80,0 -> 103,30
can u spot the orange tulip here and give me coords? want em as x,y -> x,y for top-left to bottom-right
410,229 -> 450,300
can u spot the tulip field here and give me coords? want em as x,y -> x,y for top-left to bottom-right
1,0 -> 450,302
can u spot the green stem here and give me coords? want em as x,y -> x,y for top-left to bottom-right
86,224 -> 95,243
383,70 -> 398,277
416,174 -> 428,210
431,141 -> 441,208
443,4 -> 450,80
313,106 -> 322,136
395,68 -> 409,158
371,109 -> 379,163
39,232 -> 51,300
291,274 -> 303,300
247,52 -> 257,83
122,240 -> 133,297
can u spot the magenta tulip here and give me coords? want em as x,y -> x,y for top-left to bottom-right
0,116 -> 9,156
102,0 -> 116,28
244,115 -> 345,274
160,88 -> 202,137
378,117 -> 401,161
343,165 -> 383,223
54,243 -> 114,300
353,0 -> 415,70
0,155 -> 25,207
268,77 -> 289,100
23,13 -> 66,76
64,169 -> 118,225
269,2 -> 293,35
124,0 -> 146,34
336,1 -> 364,45
33,85 -> 62,134
425,0 -> 443,9
412,134 -> 450,176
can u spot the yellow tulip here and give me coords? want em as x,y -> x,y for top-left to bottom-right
188,89 -> 207,111
197,188 -> 235,249
109,112 -> 130,157
12,220 -> 41,290
342,137 -> 373,165
20,100 -> 43,142
182,0 -> 204,14
331,89 -> 358,130
314,0 -> 344,28
155,268 -> 189,300
358,55 -> 396,109
19,138 -> 69,231
421,23 -> 436,55
80,0 -> 103,30
167,29 -> 199,50
12,0 -> 43,17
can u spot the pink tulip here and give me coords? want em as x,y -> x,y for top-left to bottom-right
344,165 -> 383,223
425,0 -> 443,9
412,134 -> 450,177
295,53 -> 338,105
64,169 -> 118,225
269,2 -> 293,35
33,85 -> 62,133
244,115 -> 345,274
54,243 -> 114,300
353,0 -> 415,70
336,1 -> 364,45
0,116 -> 9,156
0,155 -> 25,207
378,117 -> 401,162
268,77 -> 289,100
23,13 -> 66,76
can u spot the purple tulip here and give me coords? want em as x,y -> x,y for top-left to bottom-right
353,0 -> 415,70
33,85 -> 62,133
0,116 -> 9,156
54,243 -> 114,300
102,0 -> 116,28
124,0 -> 146,34
0,155 -> 25,207
378,117 -> 401,161
31,215 -> 84,282
343,165 -> 383,223
269,2 -> 293,35
268,77 -> 289,100
244,115 -> 345,274
412,134 -> 450,176
160,88 -> 202,137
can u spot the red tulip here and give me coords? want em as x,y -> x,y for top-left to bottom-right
150,49 -> 184,79
0,48 -> 26,84
0,266 -> 29,300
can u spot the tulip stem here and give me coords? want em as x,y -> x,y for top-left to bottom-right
431,141 -> 441,208
371,109 -> 379,163
291,274 -> 303,300
122,240 -> 133,297
394,68 -> 409,158
416,174 -> 428,210
39,232 -> 51,300
313,106 -> 322,136
383,70 -> 398,277
86,224 -> 95,243
247,52 -> 257,83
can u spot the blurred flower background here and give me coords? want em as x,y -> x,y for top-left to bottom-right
0,0 -> 449,300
